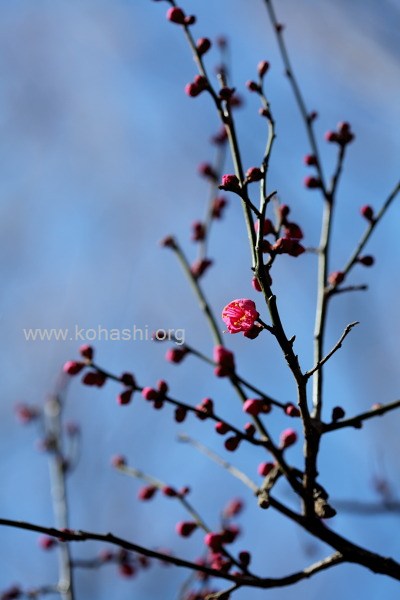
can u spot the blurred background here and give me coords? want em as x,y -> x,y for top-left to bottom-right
0,0 -> 399,597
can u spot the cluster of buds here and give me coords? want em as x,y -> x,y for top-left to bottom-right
325,121 -> 355,146
166,6 -> 196,27
142,380 -> 169,409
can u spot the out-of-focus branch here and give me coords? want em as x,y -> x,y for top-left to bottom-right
323,399 -> 400,433
44,394 -> 75,600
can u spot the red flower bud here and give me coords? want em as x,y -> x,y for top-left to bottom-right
213,346 -> 235,370
162,486 -> 177,497
284,222 -> 303,240
358,255 -> 374,267
211,196 -> 227,219
285,403 -> 300,417
82,371 -> 107,387
174,406 -> 187,423
325,130 -> 339,143
219,174 -> 241,193
191,221 -> 206,241
255,218 -> 274,236
304,154 -> 317,166
304,176 -> 322,189
190,258 -> 213,279
79,345 -> 94,360
120,372 -> 136,387
38,535 -> 56,550
224,435 -> 241,452
142,387 -> 159,401
258,462 -> 274,476
244,422 -> 256,437
328,271 -> 345,286
63,361 -> 85,375
360,205 -> 374,221
117,389 -> 133,405
215,421 -> 230,435
176,521 -> 198,537
138,485 -> 158,500
257,60 -> 270,77
251,277 -> 262,292
246,80 -> 261,93
198,162 -> 217,181
166,7 -> 186,24
196,37 -> 211,56
243,398 -> 271,416
166,347 -> 188,363
280,428 -> 298,449
204,532 -> 224,551
118,563 -> 135,577
245,167 -> 263,182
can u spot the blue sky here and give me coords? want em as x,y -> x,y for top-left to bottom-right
0,0 -> 399,598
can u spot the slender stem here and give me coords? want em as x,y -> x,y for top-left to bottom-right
305,321 -> 359,379
173,241 -> 223,346
45,395 -> 75,600
323,399 -> 400,433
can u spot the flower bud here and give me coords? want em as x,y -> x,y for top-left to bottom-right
196,37 -> 211,56
176,521 -> 198,537
166,7 -> 186,24
328,271 -> 345,286
257,60 -> 270,77
360,205 -> 374,221
258,462 -> 274,476
280,428 -> 298,449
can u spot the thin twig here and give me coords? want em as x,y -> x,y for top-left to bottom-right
305,322 -> 359,378
323,399 -> 400,433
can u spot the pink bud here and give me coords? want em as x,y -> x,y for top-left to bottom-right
196,37 -> 211,56
174,406 -> 187,423
243,399 -> 271,416
280,428 -> 298,449
160,235 -> 176,249
328,271 -> 345,286
284,222 -> 303,240
118,563 -> 135,577
120,372 -> 136,387
176,521 -> 198,537
215,421 -> 230,435
190,258 -> 213,279
38,535 -> 56,550
78,345 -> 92,361
219,173 -> 241,193
211,196 -> 227,219
198,162 -> 217,181
246,80 -> 261,93
138,485 -> 158,500
117,389 -> 133,405
204,532 -> 224,551
244,423 -> 256,437
360,205 -> 374,221
304,154 -> 317,166
213,346 -> 235,370
304,176 -> 322,189
142,387 -> 159,401
162,486 -> 177,497
191,221 -> 206,241
82,371 -> 107,387
258,462 -> 274,477
157,380 -> 169,395
245,167 -> 263,182
285,403 -> 300,417
325,130 -> 339,143
166,7 -> 186,25
63,361 -> 85,376
252,277 -> 262,292
224,435 -> 241,452
257,60 -> 270,77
